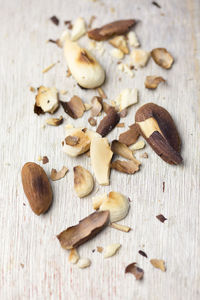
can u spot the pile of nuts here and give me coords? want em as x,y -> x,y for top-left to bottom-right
22,15 -> 183,277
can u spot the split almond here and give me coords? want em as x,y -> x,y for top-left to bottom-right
73,166 -> 94,198
34,86 -> 59,115
90,136 -> 113,185
60,95 -> 85,119
109,35 -> 129,54
111,160 -> 141,174
64,39 -> 105,88
151,48 -> 174,69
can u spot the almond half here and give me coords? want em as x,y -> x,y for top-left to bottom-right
73,166 -> 94,198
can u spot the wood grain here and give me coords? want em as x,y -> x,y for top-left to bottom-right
0,0 -> 200,299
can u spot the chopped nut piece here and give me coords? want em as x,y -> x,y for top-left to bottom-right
77,258 -> 91,269
60,90 -> 68,95
138,250 -> 148,258
109,35 -> 129,54
64,20 -> 72,29
140,152 -> 148,158
104,243 -> 121,258
71,17 -> 86,41
119,124 -> 140,146
150,259 -> 166,271
84,103 -> 92,111
131,49 -> 150,67
42,62 -> 56,73
115,88 -> 138,111
96,108 -> 120,137
30,86 -> 36,92
65,123 -> 74,129
50,15 -> 59,26
88,16 -> 96,29
42,156 -> 49,164
111,160 -> 140,174
145,76 -> 165,89
65,135 -> 79,146
58,30 -> 70,48
60,96 -> 85,119
68,248 -> 80,264
73,166 -> 94,198
119,108 -> 128,118
88,19 -> 136,41
102,102 -> 112,114
66,68 -> 71,77
116,123 -> 125,128
38,156 -> 42,161
127,31 -> 140,48
156,214 -> 167,223
110,223 -> 131,232
50,166 -> 68,181
97,87 -> 107,99
118,63 -> 134,77
92,194 -> 108,210
91,96 -> 102,117
99,191 -> 130,223
129,140 -> 145,151
34,86 -> 59,115
151,48 -> 174,69
90,136 -> 113,185
125,263 -> 144,280
111,140 -> 136,161
110,48 -> 124,59
57,210 -> 110,249
46,116 -> 63,126
88,117 -> 97,126
97,246 -> 103,253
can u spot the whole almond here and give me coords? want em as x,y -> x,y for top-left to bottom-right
21,162 -> 53,215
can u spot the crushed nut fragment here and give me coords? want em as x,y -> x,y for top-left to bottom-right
91,96 -> 102,117
68,248 -> 80,264
104,243 -> 121,258
111,160 -> 140,174
151,48 -> 174,69
115,88 -> 138,111
145,76 -> 165,89
138,250 -> 148,258
88,117 -> 97,126
60,95 -> 85,119
129,140 -> 145,151
131,49 -> 150,67
34,86 -> 59,115
150,259 -> 166,271
50,166 -> 68,181
127,31 -> 140,48
42,156 -> 49,164
109,35 -> 129,54
50,16 -> 59,26
73,165 -> 94,198
65,135 -> 80,146
97,87 -> 107,99
156,214 -> 167,223
110,223 -> 131,232
96,108 -> 120,137
119,124 -> 140,146
97,246 -> 103,253
125,263 -> 144,280
42,62 -> 56,73
77,258 -> 91,269
46,116 -> 63,126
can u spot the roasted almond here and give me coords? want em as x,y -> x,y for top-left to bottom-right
151,48 -> 174,69
135,103 -> 183,164
21,162 -> 53,215
96,108 -> 120,137
118,124 -> 140,146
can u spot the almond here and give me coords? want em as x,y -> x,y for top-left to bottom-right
21,162 -> 53,215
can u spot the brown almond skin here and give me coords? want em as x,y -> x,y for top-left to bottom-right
96,108 -> 120,137
21,162 -> 53,215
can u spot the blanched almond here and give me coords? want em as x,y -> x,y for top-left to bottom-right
34,86 -> 59,115
64,39 -> 105,88
103,243 -> 121,258
74,166 -> 94,198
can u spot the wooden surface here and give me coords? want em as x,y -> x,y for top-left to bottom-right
0,0 -> 200,299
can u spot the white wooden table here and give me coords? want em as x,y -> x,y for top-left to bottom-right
1,0 -> 200,299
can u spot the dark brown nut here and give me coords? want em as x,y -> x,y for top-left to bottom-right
50,16 -> 59,26
60,96 -> 85,119
135,103 -> 183,164
125,263 -> 144,280
145,76 -> 165,89
88,19 -> 136,41
118,124 -> 140,146
57,211 -> 110,249
21,162 -> 53,215
96,108 -> 120,137
151,48 -> 174,69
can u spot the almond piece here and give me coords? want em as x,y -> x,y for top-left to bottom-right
97,87 -> 107,99
74,166 -> 94,198
109,35 -> 129,54
60,95 -> 85,119
131,49 -> 150,68
34,86 -> 59,115
110,48 -> 124,59
68,248 -> 80,264
21,162 -> 53,215
103,243 -> 121,258
111,160 -> 141,174
96,108 -> 120,137
145,76 -> 165,89
119,124 -> 140,146
150,259 -> 166,271
110,223 -> 131,232
111,140 -> 136,161
91,96 -> 102,117
129,140 -> 145,151
77,258 -> 91,269
92,194 -> 108,210
46,116 -> 63,126
50,166 -> 68,181
64,39 -> 105,88
71,17 -> 86,41
127,31 -> 140,48
90,136 -> 113,185
115,88 -> 138,111
125,263 -> 144,280
151,48 -> 174,69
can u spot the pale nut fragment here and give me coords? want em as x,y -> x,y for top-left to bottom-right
145,76 -> 165,89
99,191 -> 130,222
131,49 -> 150,68
110,223 -> 131,232
111,159 -> 141,174
68,248 -> 80,264
77,258 -> 91,269
129,140 -> 145,151
118,63 -> 134,77
88,117 -> 97,127
97,87 -> 107,99
84,103 -> 92,111
46,116 -> 63,126
60,95 -> 85,119
90,136 -> 113,185
151,48 -> 174,69
64,39 -> 105,88
110,48 -> 124,59
103,243 -> 121,258
42,62 -> 56,73
109,35 -> 129,54
50,166 -> 68,181
71,17 -> 86,41
34,86 -> 59,115
127,31 -> 140,48
91,96 -> 102,117
115,88 -> 138,111
92,193 -> 108,210
150,259 -> 166,272
73,166 -> 94,198
111,140 -> 136,161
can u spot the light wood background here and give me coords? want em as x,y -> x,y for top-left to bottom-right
0,0 -> 200,299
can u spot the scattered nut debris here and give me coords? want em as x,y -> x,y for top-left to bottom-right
42,62 -> 56,73
60,90 -> 68,95
71,17 -> 86,41
129,140 -> 145,151
110,223 -> 131,232
116,123 -> 125,128
68,248 -> 80,264
50,16 -> 59,26
156,214 -> 167,223
88,19 -> 136,41
97,87 -> 107,99
65,135 -> 79,146
64,20 -> 72,29
57,210 -> 110,249
138,250 -> 148,258
77,258 -> 91,269
150,259 -> 166,271
48,39 -> 60,47
34,86 -> 59,115
118,63 -> 134,77
91,96 -> 102,117
97,246 -> 103,253
88,16 -> 96,29
119,108 -> 128,118
90,136 -> 113,185
152,1 -> 161,8
88,117 -> 97,126
111,140 -> 136,161
74,166 -> 94,198
145,76 -> 165,89
109,35 -> 129,54
111,159 -> 140,174
140,152 -> 148,158
50,166 -> 68,181
92,194 -> 108,210
127,31 -> 140,48
99,191 -> 130,223
46,116 -> 63,126
151,48 -> 174,69
125,263 -> 144,280
119,124 -> 140,146
103,243 -> 121,258
30,86 -> 36,92
135,103 -> 183,164
131,49 -> 150,68
110,48 -> 124,59
115,88 -> 138,111
96,108 -> 120,137
61,96 -> 85,119
42,156 -> 49,164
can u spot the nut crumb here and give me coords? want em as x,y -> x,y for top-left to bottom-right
116,123 -> 125,128
150,259 -> 166,271
77,258 -> 91,269
51,166 -> 68,181
156,214 -> 167,223
50,16 -> 59,26
110,223 -> 131,232
97,246 -> 103,253
42,62 -> 56,73
42,156 -> 49,164
30,86 -> 36,92
140,152 -> 148,158
88,117 -> 97,126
